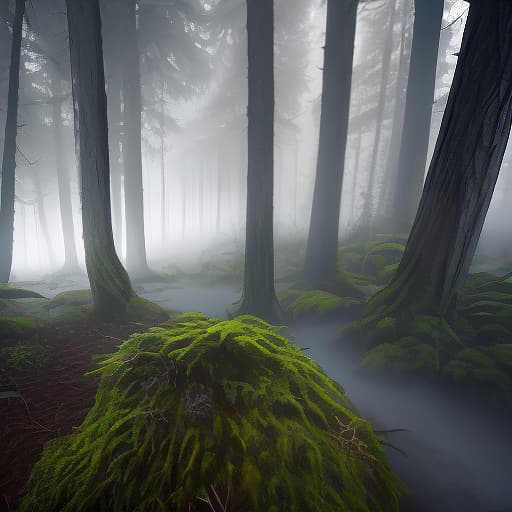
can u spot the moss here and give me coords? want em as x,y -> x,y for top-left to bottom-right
0,285 -> 46,300
278,289 -> 362,321
0,316 -> 38,339
413,316 -> 462,355
361,338 -> 439,379
462,272 -> 500,291
49,290 -> 93,308
488,344 -> 512,370
0,342 -> 49,369
476,324 -> 512,344
125,296 -> 169,322
20,313 -> 402,512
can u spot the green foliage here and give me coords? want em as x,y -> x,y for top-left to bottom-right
0,316 -> 37,339
0,285 -> 45,299
20,313 -> 402,512
0,342 -> 49,370
278,289 -> 362,321
125,296 -> 169,322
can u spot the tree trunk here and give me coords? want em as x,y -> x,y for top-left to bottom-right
33,172 -> 56,268
66,0 -> 134,318
388,0 -> 444,231
52,78 -> 79,272
120,0 -> 151,277
303,0 -> 358,289
369,0 -> 512,321
0,0 -> 25,283
238,0 -> 281,321
362,0 -> 398,228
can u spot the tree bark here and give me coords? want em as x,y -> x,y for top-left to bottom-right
66,0 -> 134,318
0,0 -> 25,283
369,0 -> 512,321
120,0 -> 151,277
303,0 -> 358,289
238,0 -> 281,321
389,0 -> 444,231
52,78 -> 79,272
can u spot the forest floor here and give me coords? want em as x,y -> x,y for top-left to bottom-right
0,319 -> 162,511
1,270 -> 512,511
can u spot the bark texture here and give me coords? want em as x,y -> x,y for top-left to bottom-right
303,0 -> 358,289
0,0 -> 25,283
66,0 -> 134,317
239,0 -> 281,321
370,0 -> 512,320
389,0 -> 444,231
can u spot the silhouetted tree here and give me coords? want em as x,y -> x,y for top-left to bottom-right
388,0 -> 444,231
0,0 -> 26,283
66,0 -> 134,317
303,0 -> 358,289
368,0 -> 512,322
238,0 -> 281,321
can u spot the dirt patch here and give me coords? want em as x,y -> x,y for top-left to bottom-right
0,320 -> 159,511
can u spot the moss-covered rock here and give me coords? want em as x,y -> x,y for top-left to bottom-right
279,289 -> 362,321
20,314 -> 402,512
0,316 -> 38,340
125,296 -> 169,322
0,285 -> 46,300
48,289 -> 93,308
361,337 -> 439,379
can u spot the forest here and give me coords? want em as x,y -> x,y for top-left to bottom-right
0,0 -> 511,510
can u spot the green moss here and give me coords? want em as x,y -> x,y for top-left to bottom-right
488,344 -> 512,370
361,338 -> 439,379
462,272 -> 500,291
476,323 -> 512,344
413,316 -> 461,355
279,289 -> 362,321
125,296 -> 169,322
0,316 -> 38,339
0,286 -> 46,299
1,342 -> 49,369
20,313 -> 402,512
49,290 -> 93,308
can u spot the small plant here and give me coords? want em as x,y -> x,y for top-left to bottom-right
1,343 -> 49,370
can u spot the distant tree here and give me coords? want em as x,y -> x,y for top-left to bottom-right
0,0 -> 26,283
66,0 -> 134,317
367,0 -> 512,322
303,0 -> 358,289
388,0 -> 444,231
238,0 -> 281,321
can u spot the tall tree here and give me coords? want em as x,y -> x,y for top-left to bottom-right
0,0 -> 26,283
368,0 -> 512,322
238,0 -> 281,321
388,0 -> 444,231
303,0 -> 358,289
66,0 -> 135,317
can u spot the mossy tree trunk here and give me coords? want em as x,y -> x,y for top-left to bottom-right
387,0 -> 444,232
0,0 -> 25,283
238,0 -> 281,322
120,0 -> 151,278
303,0 -> 358,289
368,0 -> 512,324
66,0 -> 135,318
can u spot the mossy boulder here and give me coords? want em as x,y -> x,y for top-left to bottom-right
48,289 -> 93,308
360,337 -> 439,379
0,285 -> 45,300
20,313 -> 402,512
0,316 -> 38,340
278,289 -> 362,321
443,346 -> 512,408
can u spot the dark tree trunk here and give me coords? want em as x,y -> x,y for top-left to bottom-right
0,0 -> 25,283
52,78 -> 79,272
369,0 -> 512,321
238,0 -> 281,321
303,0 -> 358,289
120,0 -> 151,277
362,0 -> 398,227
66,0 -> 134,318
388,0 -> 444,231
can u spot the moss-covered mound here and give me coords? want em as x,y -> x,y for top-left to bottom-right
279,289 -> 362,321
0,316 -> 38,340
0,284 -> 46,300
20,313 -> 401,512
48,289 -> 93,308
